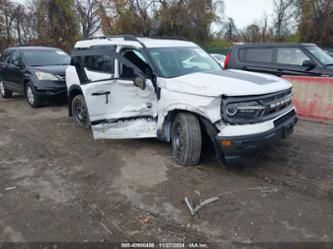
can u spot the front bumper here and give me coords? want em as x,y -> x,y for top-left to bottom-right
216,110 -> 297,165
35,80 -> 67,97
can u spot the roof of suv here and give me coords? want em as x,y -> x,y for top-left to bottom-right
74,36 -> 198,49
8,46 -> 62,51
232,43 -> 317,48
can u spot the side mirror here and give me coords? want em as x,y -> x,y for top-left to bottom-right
302,60 -> 316,70
134,76 -> 146,90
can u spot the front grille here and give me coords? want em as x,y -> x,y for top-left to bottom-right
260,90 -> 293,117
222,89 -> 293,124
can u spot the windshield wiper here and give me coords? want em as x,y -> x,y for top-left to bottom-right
325,63 -> 333,66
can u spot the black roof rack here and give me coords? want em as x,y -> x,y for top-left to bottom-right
149,36 -> 188,41
86,35 -> 189,42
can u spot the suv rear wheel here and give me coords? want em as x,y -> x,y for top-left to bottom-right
0,80 -> 13,98
72,95 -> 90,129
172,112 -> 202,166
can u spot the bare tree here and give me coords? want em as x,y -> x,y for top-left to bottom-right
296,0 -> 333,46
260,14 -> 269,42
242,24 -> 261,43
273,0 -> 295,41
223,17 -> 237,41
12,4 -> 33,45
75,0 -> 102,38
0,0 -> 16,41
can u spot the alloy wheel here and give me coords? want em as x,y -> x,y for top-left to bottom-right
74,101 -> 87,125
27,86 -> 35,105
0,80 -> 5,96
172,123 -> 183,160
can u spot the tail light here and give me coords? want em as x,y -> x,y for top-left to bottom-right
224,51 -> 231,69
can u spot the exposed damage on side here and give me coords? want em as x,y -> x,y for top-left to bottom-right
66,36 -> 297,166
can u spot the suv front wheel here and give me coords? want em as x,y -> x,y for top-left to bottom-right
172,112 -> 202,166
0,80 -> 13,98
72,95 -> 90,129
26,83 -> 42,108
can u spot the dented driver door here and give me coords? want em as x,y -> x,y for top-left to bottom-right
82,78 -> 158,139
72,46 -> 158,140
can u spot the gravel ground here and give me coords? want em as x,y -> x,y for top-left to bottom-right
0,95 -> 332,245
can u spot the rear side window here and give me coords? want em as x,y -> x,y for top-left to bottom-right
84,55 -> 114,74
239,48 -> 273,63
1,51 -> 12,64
277,48 -> 310,66
0,53 -> 5,62
11,51 -> 22,64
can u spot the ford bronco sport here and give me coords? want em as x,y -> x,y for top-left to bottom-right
66,36 -> 297,166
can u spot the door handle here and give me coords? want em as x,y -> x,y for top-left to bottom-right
92,91 -> 111,104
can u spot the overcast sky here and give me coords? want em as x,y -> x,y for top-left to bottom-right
224,0 -> 274,28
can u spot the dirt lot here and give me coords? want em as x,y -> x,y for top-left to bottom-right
0,95 -> 332,244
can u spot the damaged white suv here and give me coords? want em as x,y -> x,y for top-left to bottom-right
66,36 -> 297,166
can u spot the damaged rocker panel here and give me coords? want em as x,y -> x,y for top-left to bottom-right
91,115 -> 157,126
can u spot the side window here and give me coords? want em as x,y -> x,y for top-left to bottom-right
241,48 -> 274,63
277,48 -> 310,66
120,48 -> 152,80
238,48 -> 246,61
85,55 -> 114,74
0,53 -> 5,63
11,51 -> 22,65
3,51 -> 12,64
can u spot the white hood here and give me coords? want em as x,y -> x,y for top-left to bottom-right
164,70 -> 292,97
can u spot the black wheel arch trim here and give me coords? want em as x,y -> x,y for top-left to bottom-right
23,77 -> 34,96
157,109 -> 225,162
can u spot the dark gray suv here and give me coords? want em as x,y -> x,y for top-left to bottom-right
0,47 -> 70,107
224,43 -> 333,77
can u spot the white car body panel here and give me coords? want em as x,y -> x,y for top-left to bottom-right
157,88 -> 222,132
80,77 -> 158,139
163,70 -> 292,97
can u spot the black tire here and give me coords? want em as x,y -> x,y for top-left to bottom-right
172,112 -> 202,166
25,82 -> 42,108
72,95 -> 90,129
0,79 -> 13,98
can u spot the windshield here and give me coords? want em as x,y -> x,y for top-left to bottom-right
212,54 -> 226,62
305,46 -> 333,66
23,49 -> 70,66
148,47 -> 221,78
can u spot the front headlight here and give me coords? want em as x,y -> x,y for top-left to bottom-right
225,101 -> 265,119
35,71 -> 61,81
222,90 -> 293,124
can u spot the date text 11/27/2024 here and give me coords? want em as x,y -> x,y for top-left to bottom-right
120,242 -> 208,248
